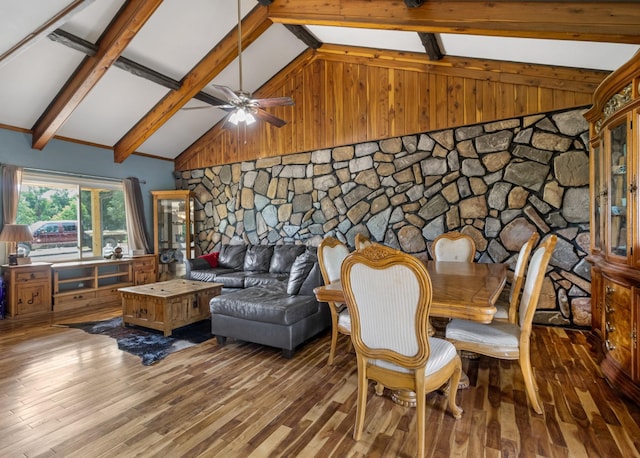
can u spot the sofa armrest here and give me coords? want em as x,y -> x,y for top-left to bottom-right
185,257 -> 210,279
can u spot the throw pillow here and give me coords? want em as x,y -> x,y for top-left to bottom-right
287,251 -> 317,295
199,251 -> 219,268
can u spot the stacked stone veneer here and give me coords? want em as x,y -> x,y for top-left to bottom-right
177,107 -> 592,329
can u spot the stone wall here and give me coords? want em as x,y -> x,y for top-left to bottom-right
176,107 -> 592,328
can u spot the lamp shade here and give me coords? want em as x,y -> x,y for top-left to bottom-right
0,224 -> 33,242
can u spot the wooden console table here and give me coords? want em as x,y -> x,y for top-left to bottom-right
119,279 -> 222,336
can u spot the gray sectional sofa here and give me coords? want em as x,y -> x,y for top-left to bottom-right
185,243 -> 330,357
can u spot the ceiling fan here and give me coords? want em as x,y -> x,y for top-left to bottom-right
184,0 -> 294,128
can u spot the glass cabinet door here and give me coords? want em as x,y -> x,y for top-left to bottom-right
152,190 -> 195,279
591,141 -> 603,253
607,119 -> 629,261
157,199 -> 193,257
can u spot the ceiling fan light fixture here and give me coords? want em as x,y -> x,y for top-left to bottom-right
228,110 -> 240,125
227,107 -> 256,126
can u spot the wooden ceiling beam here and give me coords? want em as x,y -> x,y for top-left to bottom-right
418,32 -> 442,61
47,29 -> 227,107
114,5 -> 272,163
31,0 -> 163,151
284,24 -> 322,49
316,43 -> 606,93
266,1 -> 640,44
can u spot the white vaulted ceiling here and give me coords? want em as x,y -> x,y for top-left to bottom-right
0,0 -> 638,162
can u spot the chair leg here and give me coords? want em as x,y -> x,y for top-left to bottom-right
353,356 -> 368,441
520,351 -> 543,414
328,323 -> 339,365
415,384 -> 426,458
327,309 -> 339,365
448,357 -> 463,419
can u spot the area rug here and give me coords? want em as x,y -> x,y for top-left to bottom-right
57,317 -> 213,365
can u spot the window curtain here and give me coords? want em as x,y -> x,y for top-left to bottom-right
123,177 -> 152,254
2,164 -> 23,224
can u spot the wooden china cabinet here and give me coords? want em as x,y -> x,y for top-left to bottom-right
151,190 -> 195,281
585,50 -> 640,402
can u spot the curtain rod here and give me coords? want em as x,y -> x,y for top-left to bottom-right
23,167 -> 146,184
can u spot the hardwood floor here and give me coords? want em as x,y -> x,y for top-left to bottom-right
1,306 -> 639,457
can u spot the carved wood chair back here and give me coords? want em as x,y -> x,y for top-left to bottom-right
431,232 -> 476,262
342,243 -> 463,457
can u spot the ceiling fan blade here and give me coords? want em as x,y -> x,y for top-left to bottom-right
254,108 -> 287,128
254,97 -> 294,108
181,105 -> 214,111
181,104 -> 235,111
210,84 -> 241,104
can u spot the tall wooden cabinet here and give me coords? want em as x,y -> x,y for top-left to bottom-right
152,190 -> 195,281
585,50 -> 640,402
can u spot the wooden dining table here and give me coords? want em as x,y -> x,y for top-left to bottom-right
314,260 -> 508,324
313,260 -> 508,406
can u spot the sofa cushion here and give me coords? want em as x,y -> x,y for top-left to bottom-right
269,244 -> 306,273
210,284 -> 320,325
243,245 -> 274,272
218,244 -> 247,270
287,251 -> 317,295
190,267 -> 236,283
244,272 -> 289,288
213,271 -> 254,288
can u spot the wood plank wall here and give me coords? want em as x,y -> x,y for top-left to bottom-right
174,45 -> 607,171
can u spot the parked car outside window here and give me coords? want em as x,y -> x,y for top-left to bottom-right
19,220 -> 85,256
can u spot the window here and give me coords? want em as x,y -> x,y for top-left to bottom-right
17,170 -> 128,262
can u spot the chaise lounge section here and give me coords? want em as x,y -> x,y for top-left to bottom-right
185,243 -> 330,357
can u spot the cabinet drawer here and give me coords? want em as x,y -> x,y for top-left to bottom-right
603,277 -> 632,374
54,291 -> 98,311
15,268 -> 50,282
133,258 -> 155,270
101,286 -> 128,305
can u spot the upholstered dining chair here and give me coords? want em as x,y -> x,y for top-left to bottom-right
318,236 -> 352,365
431,232 -> 476,262
354,232 -> 373,250
493,232 -> 540,323
341,244 -> 463,458
445,235 -> 557,414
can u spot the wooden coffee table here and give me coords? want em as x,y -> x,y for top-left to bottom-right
119,279 -> 222,336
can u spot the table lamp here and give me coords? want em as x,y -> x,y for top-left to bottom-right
0,224 -> 33,265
